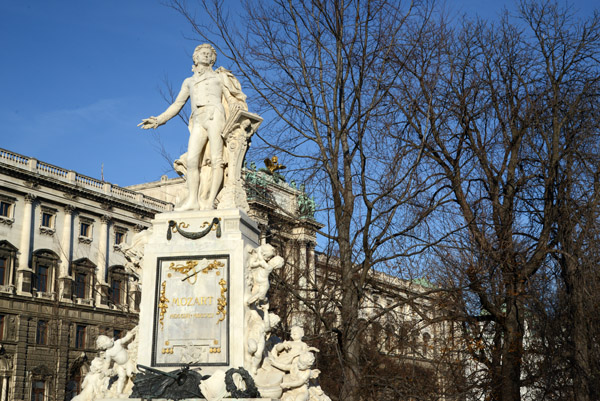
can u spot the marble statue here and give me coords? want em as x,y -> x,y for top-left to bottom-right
269,326 -> 318,365
72,357 -> 110,401
246,243 -> 284,306
119,227 -> 152,277
139,43 -> 249,211
246,302 -> 281,375
270,349 -> 316,401
73,327 -> 138,400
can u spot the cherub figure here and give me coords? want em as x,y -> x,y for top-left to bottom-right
96,327 -> 137,395
270,326 -> 318,366
72,357 -> 110,401
246,302 -> 281,375
246,244 -> 284,306
272,351 -> 316,401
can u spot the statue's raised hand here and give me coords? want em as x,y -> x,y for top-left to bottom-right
138,117 -> 160,130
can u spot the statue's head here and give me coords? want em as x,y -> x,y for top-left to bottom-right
96,335 -> 114,350
260,244 -> 276,260
290,325 -> 304,341
193,44 -> 217,67
298,351 -> 315,370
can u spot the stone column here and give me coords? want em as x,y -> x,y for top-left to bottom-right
16,194 -> 36,295
59,205 -> 75,300
1,376 -> 6,401
95,215 -> 111,305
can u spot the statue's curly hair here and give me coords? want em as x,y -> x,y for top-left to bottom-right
192,43 -> 217,67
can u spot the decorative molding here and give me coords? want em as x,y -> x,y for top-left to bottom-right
63,204 -> 76,214
0,194 -> 16,203
39,227 -> 55,236
0,285 -> 16,294
0,216 -> 14,227
24,193 -> 37,203
23,181 -> 39,189
100,214 -> 112,224
78,236 -> 92,245
63,192 -> 78,201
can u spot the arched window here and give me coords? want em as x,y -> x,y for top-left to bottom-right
29,365 -> 53,401
65,355 -> 88,400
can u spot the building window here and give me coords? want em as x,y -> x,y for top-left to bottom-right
32,250 -> 58,296
41,212 -> 52,227
0,257 -> 6,286
75,325 -> 86,349
422,332 -> 431,357
78,217 -> 93,244
113,329 -> 122,339
39,206 -> 56,235
0,201 -> 10,217
72,258 -> 95,303
74,273 -> 87,299
0,241 -> 16,290
34,264 -> 49,293
80,222 -> 90,237
36,320 -> 48,345
0,315 -> 4,341
114,226 -> 127,246
0,195 -> 15,226
32,380 -> 46,401
110,279 -> 122,305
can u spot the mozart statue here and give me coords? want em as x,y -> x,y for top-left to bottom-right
139,44 -> 249,211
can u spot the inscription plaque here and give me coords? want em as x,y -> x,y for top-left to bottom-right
152,255 -> 229,366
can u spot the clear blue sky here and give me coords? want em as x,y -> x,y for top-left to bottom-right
1,0 -> 597,188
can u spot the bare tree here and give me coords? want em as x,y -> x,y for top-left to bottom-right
166,0 -> 446,399
397,2 -> 600,400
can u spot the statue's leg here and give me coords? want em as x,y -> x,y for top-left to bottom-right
176,121 -> 207,211
200,114 -> 226,209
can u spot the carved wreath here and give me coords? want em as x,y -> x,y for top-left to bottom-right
224,367 -> 261,399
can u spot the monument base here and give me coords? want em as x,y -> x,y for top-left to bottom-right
99,399 -> 277,401
137,208 -> 260,376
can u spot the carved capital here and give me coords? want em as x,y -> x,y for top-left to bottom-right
100,214 -> 112,224
133,224 -> 146,233
63,205 -> 76,215
24,193 -> 37,204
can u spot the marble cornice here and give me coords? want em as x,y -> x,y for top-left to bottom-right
0,163 -> 167,218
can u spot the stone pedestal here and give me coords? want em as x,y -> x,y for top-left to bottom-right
101,399 -> 276,401
137,209 -> 260,376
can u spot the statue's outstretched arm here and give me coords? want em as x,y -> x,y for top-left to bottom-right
139,80 -> 190,129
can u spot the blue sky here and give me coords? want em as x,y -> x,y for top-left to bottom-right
1,0 -> 597,188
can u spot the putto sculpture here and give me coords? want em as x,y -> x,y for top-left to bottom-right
139,44 -> 261,212
72,327 -> 138,401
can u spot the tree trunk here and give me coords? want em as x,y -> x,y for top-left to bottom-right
500,296 -> 524,401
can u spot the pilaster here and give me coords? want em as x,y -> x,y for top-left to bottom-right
17,194 -> 36,295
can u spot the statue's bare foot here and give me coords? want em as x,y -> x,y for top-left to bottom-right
175,199 -> 199,211
198,200 -> 214,210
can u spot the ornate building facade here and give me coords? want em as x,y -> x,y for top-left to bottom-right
0,148 -> 172,401
0,146 -> 453,400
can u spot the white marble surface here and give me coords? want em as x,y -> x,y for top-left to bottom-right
137,208 -> 260,376
139,44 -> 261,212
99,399 -> 278,401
